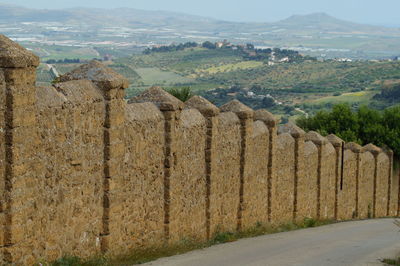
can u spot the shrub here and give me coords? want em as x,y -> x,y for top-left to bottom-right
166,87 -> 193,102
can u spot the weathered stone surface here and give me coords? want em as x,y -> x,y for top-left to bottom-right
242,120 -> 269,229
359,151 -> 375,219
320,142 -> 336,220
108,102 -> 164,254
271,132 -> 295,224
53,80 -> 103,104
185,95 -> 219,117
0,70 -> 5,251
169,109 -> 207,242
254,109 -> 277,128
376,152 -> 389,217
305,131 -> 328,145
327,134 -> 344,147
128,86 -> 184,111
58,60 -> 128,90
0,38 -> 397,264
220,100 -> 254,119
278,122 -> 305,138
390,167 -> 399,216
362,143 -> 382,156
169,109 -> 206,242
0,35 -> 39,67
338,148 -> 357,220
36,84 -> 105,259
345,142 -> 362,153
297,141 -> 318,220
210,112 -> 241,235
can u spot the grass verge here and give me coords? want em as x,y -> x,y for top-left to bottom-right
382,258 -> 400,265
42,218 -> 335,266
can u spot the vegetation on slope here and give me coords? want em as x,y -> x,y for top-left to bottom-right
374,82 -> 400,103
296,104 -> 400,155
37,44 -> 400,121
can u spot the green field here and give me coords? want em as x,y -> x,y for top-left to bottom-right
308,91 -> 378,105
35,46 -> 400,121
26,44 -> 101,61
195,61 -> 263,76
134,67 -> 194,86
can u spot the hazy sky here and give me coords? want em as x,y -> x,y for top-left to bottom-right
2,0 -> 400,26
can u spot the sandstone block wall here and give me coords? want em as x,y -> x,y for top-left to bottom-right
169,108 -> 207,242
0,70 -> 5,258
210,112 -> 241,234
376,153 -> 390,217
339,146 -> 358,220
272,133 -> 295,224
0,35 -> 398,264
111,102 -> 165,254
241,121 -> 269,229
36,81 -> 105,260
319,142 -> 337,220
297,141 -> 318,220
389,166 -> 399,216
359,151 -> 375,218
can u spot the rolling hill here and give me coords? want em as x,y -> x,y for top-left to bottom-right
2,3 -> 400,58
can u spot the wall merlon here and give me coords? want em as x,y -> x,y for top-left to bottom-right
327,134 -> 344,147
362,143 -> 381,156
0,35 -> 397,264
345,142 -> 363,153
254,109 -> 278,128
185,95 -> 219,117
305,131 -> 328,145
220,99 -> 254,120
128,86 -> 184,111
252,120 -> 269,138
126,102 -> 164,122
53,80 -> 104,104
181,108 -> 206,128
58,60 -> 128,93
0,35 -> 39,68
384,149 -> 394,157
278,122 -> 305,139
36,86 -> 67,108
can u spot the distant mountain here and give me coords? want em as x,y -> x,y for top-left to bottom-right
0,3 -> 222,27
1,4 -> 400,58
0,4 -> 398,34
276,12 -> 400,35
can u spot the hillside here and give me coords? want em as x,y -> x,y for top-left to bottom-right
2,4 -> 400,58
35,44 -> 400,122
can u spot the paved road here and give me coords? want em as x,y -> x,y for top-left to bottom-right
143,219 -> 400,266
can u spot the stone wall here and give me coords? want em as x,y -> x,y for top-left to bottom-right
0,35 -> 398,264
272,132 -> 295,224
338,144 -> 358,220
210,111 -> 241,234
36,81 -> 105,260
0,70 -> 5,259
241,120 -> 269,229
359,151 -> 375,219
389,166 -> 399,216
297,141 -> 318,220
110,102 -> 165,254
319,142 -> 337,220
376,152 -> 390,217
169,108 -> 207,242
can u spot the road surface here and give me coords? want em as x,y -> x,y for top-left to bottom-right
143,219 -> 400,266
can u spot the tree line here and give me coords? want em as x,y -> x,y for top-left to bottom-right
142,41 -> 316,63
296,104 -> 400,156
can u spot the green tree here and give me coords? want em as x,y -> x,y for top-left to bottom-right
296,104 -> 400,156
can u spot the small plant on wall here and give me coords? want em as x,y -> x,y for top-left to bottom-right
165,87 -> 193,102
